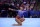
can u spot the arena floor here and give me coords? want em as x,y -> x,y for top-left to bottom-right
0,18 -> 40,27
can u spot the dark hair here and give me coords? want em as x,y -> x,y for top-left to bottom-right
33,13 -> 35,16
20,6 -> 23,7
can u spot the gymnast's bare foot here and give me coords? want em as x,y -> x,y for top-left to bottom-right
12,24 -> 22,25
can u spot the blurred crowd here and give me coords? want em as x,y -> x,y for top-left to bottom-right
0,0 -> 40,18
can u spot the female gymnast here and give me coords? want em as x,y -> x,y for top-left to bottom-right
11,6 -> 25,25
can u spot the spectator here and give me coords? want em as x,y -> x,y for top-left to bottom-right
32,13 -> 37,18
30,4 -> 34,10
23,10 -> 28,18
11,2 -> 14,6
0,13 -> 1,17
36,13 -> 39,18
1,9 -> 7,17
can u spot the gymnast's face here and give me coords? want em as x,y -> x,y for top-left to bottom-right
20,7 -> 23,10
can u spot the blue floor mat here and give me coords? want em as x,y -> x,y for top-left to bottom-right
0,18 -> 40,27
